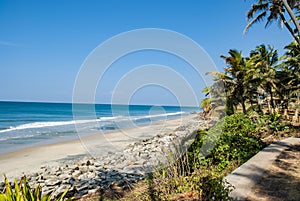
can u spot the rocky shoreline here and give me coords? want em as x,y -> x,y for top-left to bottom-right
0,115 -> 216,199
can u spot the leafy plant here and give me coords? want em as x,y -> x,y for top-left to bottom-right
144,157 -> 233,201
0,175 -> 73,201
189,113 -> 266,172
121,113 -> 270,200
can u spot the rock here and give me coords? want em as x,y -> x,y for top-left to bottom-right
86,160 -> 92,166
94,161 -> 102,167
54,184 -> 71,196
58,173 -> 70,180
45,179 -> 62,186
72,170 -> 81,179
0,115 -> 217,200
108,171 -> 118,177
79,166 -> 89,173
69,178 -> 76,185
88,187 -> 100,194
77,184 -> 89,194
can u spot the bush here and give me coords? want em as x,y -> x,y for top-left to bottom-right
189,113 -> 266,172
142,158 -> 233,201
121,113 -> 267,200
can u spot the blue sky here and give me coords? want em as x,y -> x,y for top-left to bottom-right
0,0 -> 293,106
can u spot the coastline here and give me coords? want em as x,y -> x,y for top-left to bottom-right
0,114 -> 202,181
0,113 -> 215,199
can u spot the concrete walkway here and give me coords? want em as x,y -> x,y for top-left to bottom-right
224,137 -> 300,200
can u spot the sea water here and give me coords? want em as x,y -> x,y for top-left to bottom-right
0,101 -> 198,154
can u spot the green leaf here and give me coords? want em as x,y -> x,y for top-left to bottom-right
40,194 -> 51,201
56,189 -> 73,201
22,176 -> 34,201
33,185 -> 42,201
4,175 -> 13,201
14,179 -> 22,201
0,194 -> 7,201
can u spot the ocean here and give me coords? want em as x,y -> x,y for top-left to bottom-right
0,101 -> 198,154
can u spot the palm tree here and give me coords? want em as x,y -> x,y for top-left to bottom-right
205,71 -> 236,115
283,40 -> 300,74
249,44 -> 279,113
243,58 -> 265,113
220,49 -> 249,114
281,41 -> 300,104
200,78 -> 227,117
275,69 -> 292,109
244,0 -> 300,45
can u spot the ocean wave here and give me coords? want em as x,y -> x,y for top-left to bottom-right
133,111 -> 184,120
0,111 -> 185,134
0,120 -> 94,134
0,130 -> 75,142
97,116 -> 123,121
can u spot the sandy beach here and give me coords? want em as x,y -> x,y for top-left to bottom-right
0,115 -> 196,181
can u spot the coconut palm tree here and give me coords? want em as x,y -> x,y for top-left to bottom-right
220,49 -> 249,114
281,41 -> 300,104
245,0 -> 300,45
249,44 -> 279,112
283,40 -> 300,74
200,77 -> 227,117
243,58 -> 265,113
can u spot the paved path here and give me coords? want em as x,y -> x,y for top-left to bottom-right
224,137 -> 300,200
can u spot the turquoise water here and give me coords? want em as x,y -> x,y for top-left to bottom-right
0,101 -> 198,153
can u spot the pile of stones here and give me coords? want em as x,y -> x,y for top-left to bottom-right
0,115 -> 216,199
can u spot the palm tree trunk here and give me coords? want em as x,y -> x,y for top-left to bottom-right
269,85 -> 275,110
257,93 -> 263,114
279,11 -> 300,45
282,0 -> 300,43
267,100 -> 271,114
226,96 -> 234,115
241,95 -> 247,114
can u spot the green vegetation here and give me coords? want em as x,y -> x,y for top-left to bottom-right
0,175 -> 73,201
188,114 -> 266,173
121,112 -> 299,201
204,43 -> 300,117
122,113 -> 270,200
122,1 -> 300,200
203,0 -> 300,117
3,1 -> 300,200
244,0 -> 300,45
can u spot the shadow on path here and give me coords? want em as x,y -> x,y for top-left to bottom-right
246,144 -> 300,201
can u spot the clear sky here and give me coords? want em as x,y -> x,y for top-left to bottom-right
0,0 -> 293,106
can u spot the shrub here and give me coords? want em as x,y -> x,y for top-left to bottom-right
119,113 -> 269,200
143,157 -> 233,201
189,113 -> 266,172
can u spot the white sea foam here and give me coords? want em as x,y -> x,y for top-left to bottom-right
139,111 -> 184,119
0,133 -> 38,141
0,120 -> 91,134
0,111 -> 185,134
97,116 -> 122,121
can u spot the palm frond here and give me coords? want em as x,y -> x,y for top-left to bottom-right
244,11 -> 267,34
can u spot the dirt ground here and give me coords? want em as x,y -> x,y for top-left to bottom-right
247,143 -> 300,201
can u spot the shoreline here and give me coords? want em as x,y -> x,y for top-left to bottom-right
0,114 -> 190,155
0,113 -> 215,199
0,114 -> 201,181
